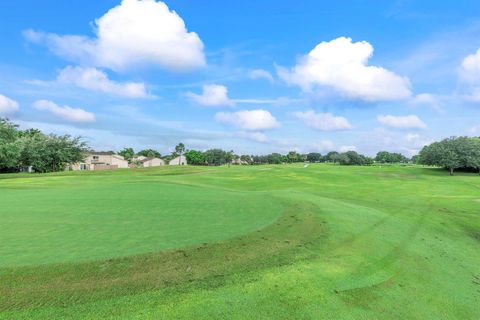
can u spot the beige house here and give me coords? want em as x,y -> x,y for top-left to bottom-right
232,158 -> 249,165
134,156 -> 165,167
70,152 -> 129,171
169,155 -> 187,165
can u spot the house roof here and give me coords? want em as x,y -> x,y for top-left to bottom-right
86,151 -> 115,155
138,157 -> 162,163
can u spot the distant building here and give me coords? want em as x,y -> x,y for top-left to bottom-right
169,155 -> 187,165
70,152 -> 129,171
133,156 -> 165,167
232,158 -> 249,165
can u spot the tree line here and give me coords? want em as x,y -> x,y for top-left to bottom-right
182,149 -> 376,166
2,118 -> 479,175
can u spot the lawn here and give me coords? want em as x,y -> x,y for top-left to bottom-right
0,164 -> 479,319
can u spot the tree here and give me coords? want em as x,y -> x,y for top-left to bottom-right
0,118 -> 19,142
175,143 -> 185,165
0,119 -> 86,173
0,139 -> 22,172
204,149 -> 227,166
325,151 -> 340,163
225,150 -> 234,167
337,151 -> 373,166
20,134 -> 86,173
118,148 -> 135,163
0,118 -> 21,172
185,150 -> 205,165
456,137 -> 480,174
18,128 -> 42,138
287,151 -> 297,163
306,152 -> 322,162
419,137 -> 480,175
375,151 -> 407,163
137,149 -> 161,158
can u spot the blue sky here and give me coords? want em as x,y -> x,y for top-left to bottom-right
1,0 -> 480,156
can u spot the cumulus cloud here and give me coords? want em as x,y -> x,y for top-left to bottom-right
185,84 -> 234,107
215,109 -> 280,130
24,0 -> 205,72
460,48 -> 480,82
377,114 -> 426,129
459,48 -> 480,101
249,69 -> 274,83
294,110 -> 352,131
57,66 -> 149,98
0,94 -> 19,114
278,37 -> 411,101
33,100 -> 96,123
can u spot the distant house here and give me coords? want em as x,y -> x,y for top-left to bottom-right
133,156 -> 165,167
70,152 -> 129,171
232,158 -> 249,165
169,155 -> 187,165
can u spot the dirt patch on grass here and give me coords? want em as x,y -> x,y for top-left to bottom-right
0,202 -> 325,312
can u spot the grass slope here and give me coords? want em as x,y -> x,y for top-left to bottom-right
0,164 -> 479,319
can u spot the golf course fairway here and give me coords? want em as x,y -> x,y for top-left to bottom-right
0,164 -> 479,319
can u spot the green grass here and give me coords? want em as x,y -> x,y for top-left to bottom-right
0,164 -> 479,319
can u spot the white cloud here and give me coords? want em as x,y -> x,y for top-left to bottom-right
294,110 -> 352,131
24,0 -> 205,72
238,131 -> 268,142
278,37 -> 411,101
33,100 -> 96,123
459,48 -> 480,101
215,109 -> 280,130
57,66 -> 148,98
377,114 -> 427,129
185,84 -> 234,107
339,145 -> 357,153
409,93 -> 444,112
0,94 -> 19,114
249,69 -> 274,83
460,48 -> 480,82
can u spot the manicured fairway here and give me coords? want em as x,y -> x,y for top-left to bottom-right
0,164 -> 479,319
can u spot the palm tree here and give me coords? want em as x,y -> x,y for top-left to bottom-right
175,143 -> 185,165
225,150 -> 234,167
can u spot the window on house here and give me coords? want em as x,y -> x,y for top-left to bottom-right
92,156 -> 99,160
